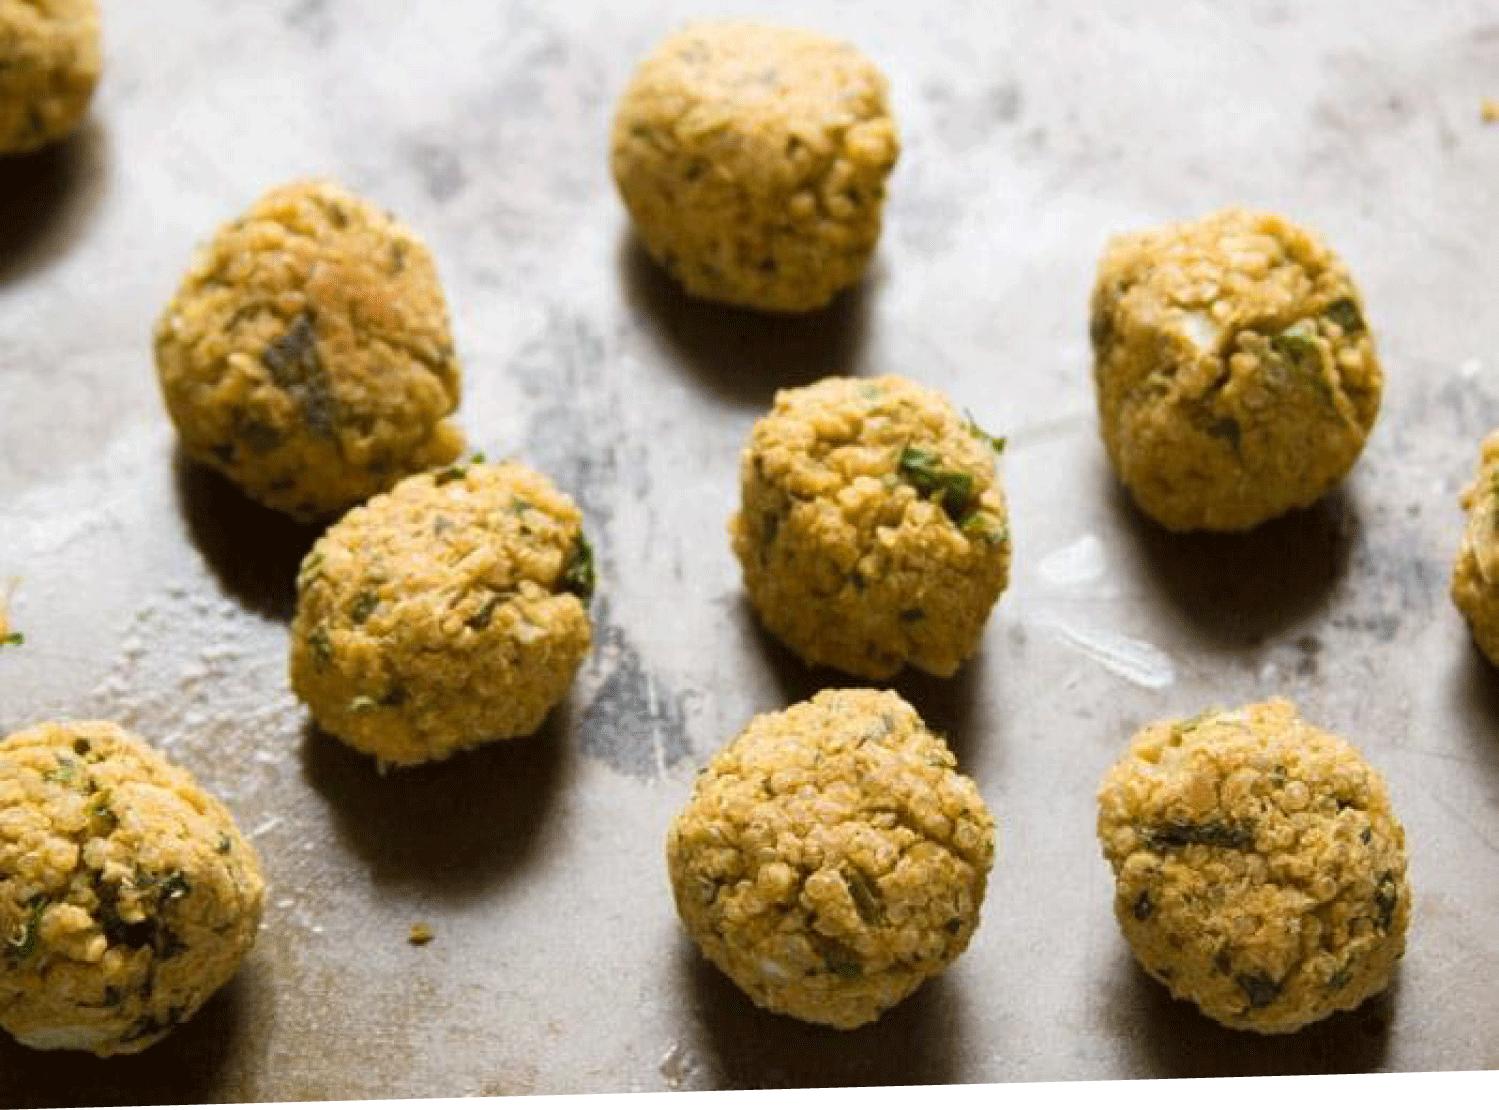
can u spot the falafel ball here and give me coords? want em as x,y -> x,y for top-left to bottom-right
289,459 -> 594,769
154,179 -> 464,521
1097,698 -> 1411,1034
0,0 -> 101,155
730,375 -> 1010,680
1450,431 -> 1499,664
1091,208 -> 1381,532
0,721 -> 264,1056
667,688 -> 995,1029
611,21 -> 900,312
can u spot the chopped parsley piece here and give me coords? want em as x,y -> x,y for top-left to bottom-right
1143,819 -> 1253,853
158,872 -> 192,901
898,445 -> 982,527
0,631 -> 23,648
42,757 -> 79,786
562,534 -> 595,600
434,462 -> 469,485
964,410 -> 1008,454
466,594 -> 504,631
308,627 -> 333,668
7,895 -> 48,961
216,834 -> 233,854
349,590 -> 380,624
1323,298 -> 1365,334
841,866 -> 887,927
1237,971 -> 1281,1009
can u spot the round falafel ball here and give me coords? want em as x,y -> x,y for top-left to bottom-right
667,688 -> 995,1029
154,179 -> 464,522
0,721 -> 265,1056
1097,698 -> 1411,1034
0,0 -> 101,156
611,21 -> 900,312
289,459 -> 595,769
1450,431 -> 1499,665
1091,208 -> 1381,532
730,375 -> 1010,680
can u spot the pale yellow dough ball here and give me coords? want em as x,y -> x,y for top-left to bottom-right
667,688 -> 996,1029
0,721 -> 264,1056
1091,208 -> 1382,532
1450,431 -> 1499,664
0,0 -> 101,155
611,21 -> 900,312
289,460 -> 594,769
1097,698 -> 1411,1034
155,179 -> 464,521
730,375 -> 1010,680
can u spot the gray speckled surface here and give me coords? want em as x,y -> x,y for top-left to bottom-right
3,0 -> 1499,1102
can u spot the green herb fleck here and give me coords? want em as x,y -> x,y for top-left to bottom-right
434,463 -> 468,485
1323,298 -> 1365,334
6,895 -> 48,961
42,757 -> 79,787
842,866 -> 887,927
296,552 -> 324,592
1205,415 -> 1241,451
509,497 -> 534,515
466,594 -> 505,631
469,451 -> 487,465
964,410 -> 1007,454
1373,872 -> 1399,931
261,312 -> 334,436
943,917 -> 963,935
216,834 -> 232,854
157,872 -> 192,901
562,534 -> 595,601
349,590 -> 379,624
1143,820 -> 1254,853
898,445 -> 981,527
0,632 -> 23,648
308,627 -> 333,668
1171,711 -> 1215,738
959,510 -> 1008,545
1327,966 -> 1353,992
1237,970 -> 1281,1009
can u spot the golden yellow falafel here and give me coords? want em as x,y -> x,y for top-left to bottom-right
0,0 -> 101,155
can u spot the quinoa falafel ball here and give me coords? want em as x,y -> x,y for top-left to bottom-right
0,721 -> 264,1056
0,0 -> 101,156
289,459 -> 594,769
1097,698 -> 1411,1034
154,179 -> 464,522
1450,432 -> 1499,665
611,21 -> 900,312
730,375 -> 1010,680
1091,208 -> 1381,532
668,688 -> 995,1029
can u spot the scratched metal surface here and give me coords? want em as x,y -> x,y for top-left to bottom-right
2,0 -> 1499,1103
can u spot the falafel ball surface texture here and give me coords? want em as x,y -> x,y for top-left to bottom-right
1091,208 -> 1381,532
730,375 -> 1010,680
289,460 -> 594,769
611,21 -> 899,312
0,721 -> 264,1056
0,0 -> 101,155
154,179 -> 464,521
1450,431 -> 1499,665
1097,698 -> 1410,1034
668,688 -> 995,1029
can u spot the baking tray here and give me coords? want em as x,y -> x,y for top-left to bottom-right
3,1 -> 1499,1102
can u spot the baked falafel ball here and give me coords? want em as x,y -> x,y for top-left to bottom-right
289,459 -> 594,769
730,375 -> 1010,680
1450,432 -> 1499,665
0,721 -> 264,1056
611,21 -> 900,312
1091,208 -> 1381,532
667,688 -> 995,1029
1097,698 -> 1411,1034
154,179 -> 464,521
0,0 -> 101,156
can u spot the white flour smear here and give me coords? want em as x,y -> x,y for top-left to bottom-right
1044,619 -> 1176,690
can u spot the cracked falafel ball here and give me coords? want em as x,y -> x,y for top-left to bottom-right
667,688 -> 995,1029
0,0 -> 101,155
611,21 -> 900,312
1091,208 -> 1381,532
1450,431 -> 1499,665
289,460 -> 594,769
154,179 -> 464,521
1097,698 -> 1411,1034
730,375 -> 1010,680
0,721 -> 264,1056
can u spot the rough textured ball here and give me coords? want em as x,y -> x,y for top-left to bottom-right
1097,698 -> 1411,1034
1450,431 -> 1499,664
611,21 -> 900,312
0,0 -> 101,155
0,721 -> 265,1056
289,460 -> 594,769
1091,208 -> 1382,532
730,375 -> 1010,679
154,179 -> 464,521
667,688 -> 995,1029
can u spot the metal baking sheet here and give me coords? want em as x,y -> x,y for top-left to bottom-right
3,1 -> 1499,1102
